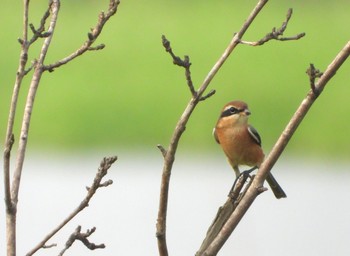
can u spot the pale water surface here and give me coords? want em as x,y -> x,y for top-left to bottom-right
1,152 -> 349,256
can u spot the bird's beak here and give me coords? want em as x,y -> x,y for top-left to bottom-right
244,109 -> 251,116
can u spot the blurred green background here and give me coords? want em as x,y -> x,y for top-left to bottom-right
1,0 -> 349,158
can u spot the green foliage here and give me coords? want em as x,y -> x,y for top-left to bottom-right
1,1 -> 349,157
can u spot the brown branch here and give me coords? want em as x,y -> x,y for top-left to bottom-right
202,40 -> 350,256
43,0 -> 120,72
10,0 -> 61,222
162,35 -> 196,97
157,144 -> 167,158
26,156 -> 117,256
58,226 -> 105,256
196,0 -> 270,98
4,2 -> 60,256
42,243 -> 57,249
199,89 -> 216,101
306,63 -> 323,96
3,0 -> 30,217
239,8 -> 305,46
196,173 -> 251,256
27,1 -> 52,45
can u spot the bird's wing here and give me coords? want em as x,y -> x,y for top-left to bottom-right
247,125 -> 262,146
213,127 -> 220,144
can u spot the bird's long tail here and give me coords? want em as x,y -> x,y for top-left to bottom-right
266,172 -> 287,199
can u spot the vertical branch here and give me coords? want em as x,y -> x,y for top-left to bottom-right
5,2 -> 60,256
3,0 -> 31,212
4,2 -> 35,255
11,0 -> 60,210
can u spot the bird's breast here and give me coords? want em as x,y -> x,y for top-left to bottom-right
215,125 -> 264,167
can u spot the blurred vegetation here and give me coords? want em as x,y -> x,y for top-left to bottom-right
0,1 -> 349,158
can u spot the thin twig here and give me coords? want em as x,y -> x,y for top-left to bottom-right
161,35 -> 197,97
306,63 -> 323,96
239,8 -> 305,46
199,89 -> 216,101
4,3 -> 29,251
26,156 -> 117,256
58,226 -> 105,256
157,144 -> 167,158
202,40 -> 350,256
42,243 -> 57,249
43,0 -> 120,72
27,2 -> 52,45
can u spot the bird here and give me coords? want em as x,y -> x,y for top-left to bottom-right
213,100 -> 286,199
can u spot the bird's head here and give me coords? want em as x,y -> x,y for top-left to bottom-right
219,100 -> 251,126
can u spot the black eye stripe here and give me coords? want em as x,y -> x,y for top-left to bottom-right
221,107 -> 244,117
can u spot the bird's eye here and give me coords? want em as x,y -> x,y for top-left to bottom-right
221,106 -> 241,118
229,107 -> 238,113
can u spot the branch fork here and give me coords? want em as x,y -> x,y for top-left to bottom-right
306,63 -> 323,97
58,226 -> 105,256
161,35 -> 216,101
239,8 -> 305,46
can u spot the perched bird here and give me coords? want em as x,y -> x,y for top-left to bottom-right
213,100 -> 286,199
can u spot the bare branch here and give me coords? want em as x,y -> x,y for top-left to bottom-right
3,1 -> 32,254
162,35 -> 197,97
23,60 -> 36,75
199,89 -> 216,101
86,179 -> 113,190
196,173 -> 251,256
42,243 -> 57,249
11,0 -> 61,217
27,1 -> 52,45
239,8 -> 305,46
26,156 -> 117,256
4,2 -> 61,256
29,23 -> 51,39
202,40 -> 350,256
43,0 -> 120,72
88,43 -> 106,51
3,134 -> 14,212
306,63 -> 323,96
58,226 -> 105,256
195,0 -> 271,98
157,144 -> 167,158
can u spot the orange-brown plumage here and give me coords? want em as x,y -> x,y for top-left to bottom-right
214,100 -> 286,199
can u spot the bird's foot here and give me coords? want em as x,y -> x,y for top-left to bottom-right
241,166 -> 258,176
228,166 -> 258,200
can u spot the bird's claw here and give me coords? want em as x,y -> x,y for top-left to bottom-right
228,166 -> 258,200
